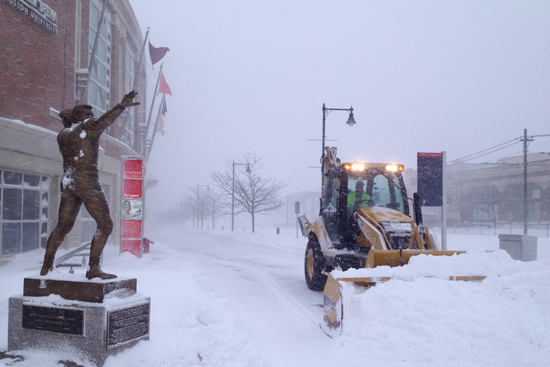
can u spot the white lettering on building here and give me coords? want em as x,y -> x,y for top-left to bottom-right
3,0 -> 58,35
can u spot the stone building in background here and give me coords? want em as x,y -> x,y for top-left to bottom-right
0,0 -> 147,257
404,153 -> 550,231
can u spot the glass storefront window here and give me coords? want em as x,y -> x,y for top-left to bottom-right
24,174 -> 40,187
2,223 -> 21,255
23,190 -> 39,220
1,170 -> 50,254
22,223 -> 39,252
3,188 -> 22,220
4,171 -> 22,185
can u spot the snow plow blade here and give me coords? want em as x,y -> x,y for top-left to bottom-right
365,249 -> 467,268
321,271 -> 486,337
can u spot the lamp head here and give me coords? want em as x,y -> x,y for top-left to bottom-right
346,108 -> 356,127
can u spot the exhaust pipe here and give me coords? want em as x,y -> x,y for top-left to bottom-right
413,192 -> 423,227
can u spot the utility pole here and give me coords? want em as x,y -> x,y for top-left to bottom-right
521,129 -> 534,235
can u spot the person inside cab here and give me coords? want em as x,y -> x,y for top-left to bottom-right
347,180 -> 370,214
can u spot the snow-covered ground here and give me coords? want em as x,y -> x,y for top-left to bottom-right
1,227 -> 549,367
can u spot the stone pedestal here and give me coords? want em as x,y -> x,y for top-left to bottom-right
8,276 -> 150,366
23,276 -> 137,303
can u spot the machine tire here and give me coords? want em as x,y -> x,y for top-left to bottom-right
304,238 -> 327,291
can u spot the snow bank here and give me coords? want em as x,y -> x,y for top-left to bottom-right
334,250 -> 550,366
331,249 -> 544,279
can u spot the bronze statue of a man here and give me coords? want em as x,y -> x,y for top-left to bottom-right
40,91 -> 140,279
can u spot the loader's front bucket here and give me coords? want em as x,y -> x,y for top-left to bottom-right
365,249 -> 467,268
321,273 -> 391,337
321,270 -> 486,336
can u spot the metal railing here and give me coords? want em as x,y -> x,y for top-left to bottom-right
53,241 -> 92,273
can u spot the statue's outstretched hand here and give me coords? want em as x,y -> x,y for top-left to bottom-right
120,91 -> 140,108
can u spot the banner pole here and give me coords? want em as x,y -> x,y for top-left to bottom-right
147,94 -> 165,161
145,63 -> 163,134
132,27 -> 150,92
442,151 -> 447,250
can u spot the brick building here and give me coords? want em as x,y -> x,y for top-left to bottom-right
0,0 -> 148,257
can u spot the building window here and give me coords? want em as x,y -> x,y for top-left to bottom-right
471,186 -> 498,222
124,48 -> 136,148
88,2 -> 111,122
506,183 -> 541,222
1,170 -> 50,255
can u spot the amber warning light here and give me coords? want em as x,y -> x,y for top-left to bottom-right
385,164 -> 404,172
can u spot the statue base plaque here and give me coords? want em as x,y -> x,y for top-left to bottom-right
8,276 -> 150,366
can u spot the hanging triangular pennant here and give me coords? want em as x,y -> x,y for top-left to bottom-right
149,41 -> 170,65
158,73 -> 172,96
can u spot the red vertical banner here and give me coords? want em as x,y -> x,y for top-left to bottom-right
121,156 -> 145,257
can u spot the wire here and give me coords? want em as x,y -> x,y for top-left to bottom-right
450,133 -> 550,165
455,141 -> 521,163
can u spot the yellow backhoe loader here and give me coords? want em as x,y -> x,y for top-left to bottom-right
298,147 -> 485,335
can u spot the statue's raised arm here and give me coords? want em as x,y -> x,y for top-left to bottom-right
120,90 -> 140,109
82,91 -> 141,133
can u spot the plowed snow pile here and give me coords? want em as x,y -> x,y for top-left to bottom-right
336,250 -> 550,366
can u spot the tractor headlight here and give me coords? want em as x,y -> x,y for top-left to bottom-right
345,163 -> 365,171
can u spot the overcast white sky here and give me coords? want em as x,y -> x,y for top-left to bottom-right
129,0 -> 550,208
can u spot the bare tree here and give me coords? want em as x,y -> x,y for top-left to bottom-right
206,189 -> 231,230
182,186 -> 229,229
154,202 -> 189,229
211,153 -> 287,233
183,186 -> 210,229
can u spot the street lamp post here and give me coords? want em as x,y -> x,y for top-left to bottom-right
321,103 -> 356,188
232,161 -> 250,231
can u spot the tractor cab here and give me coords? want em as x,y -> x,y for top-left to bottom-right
320,162 -> 409,248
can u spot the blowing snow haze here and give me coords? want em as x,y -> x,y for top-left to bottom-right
130,0 -> 550,211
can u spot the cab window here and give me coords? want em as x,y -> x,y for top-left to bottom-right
368,172 -> 406,214
371,174 -> 391,208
